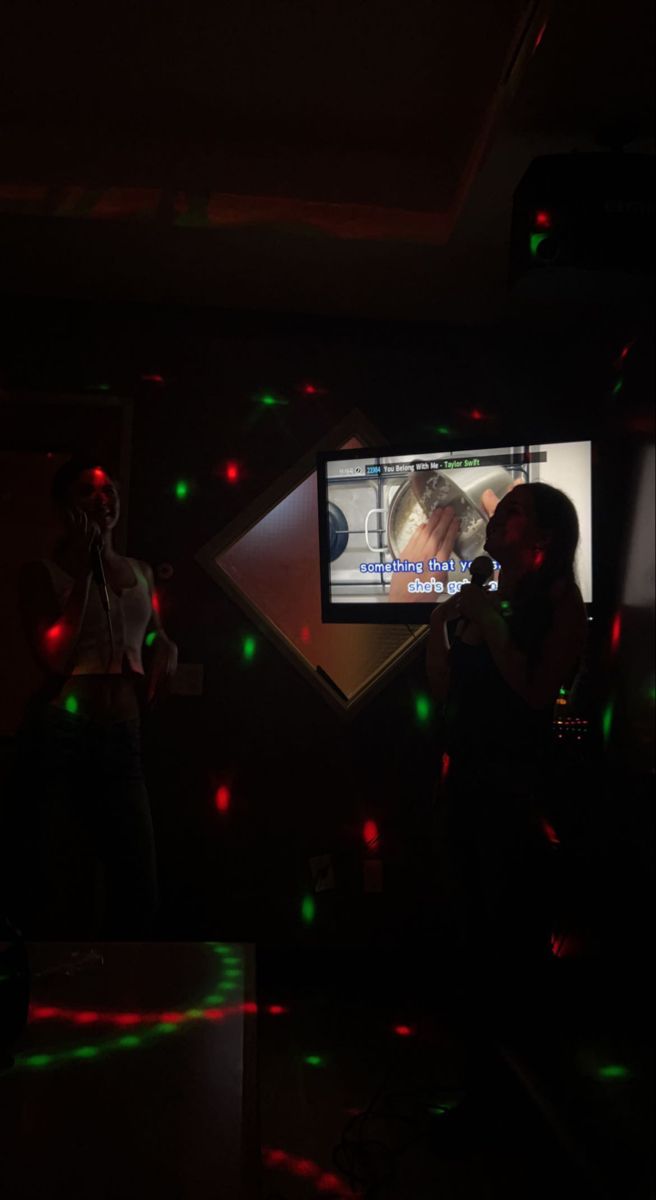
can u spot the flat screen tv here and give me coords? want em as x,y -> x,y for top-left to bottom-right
317,439 -> 592,624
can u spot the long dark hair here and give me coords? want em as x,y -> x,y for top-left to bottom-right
506,482 -> 581,674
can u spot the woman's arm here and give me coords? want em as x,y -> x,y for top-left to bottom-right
425,597 -> 459,701
140,562 -> 178,701
18,561 -> 93,675
480,584 -> 587,710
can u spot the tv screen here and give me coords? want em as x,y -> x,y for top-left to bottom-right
317,439 -> 592,624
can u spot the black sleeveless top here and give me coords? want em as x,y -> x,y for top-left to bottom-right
442,621 -> 553,779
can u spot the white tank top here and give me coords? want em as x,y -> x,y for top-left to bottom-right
41,557 -> 152,675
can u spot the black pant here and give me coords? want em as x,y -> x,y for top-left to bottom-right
13,705 -> 158,938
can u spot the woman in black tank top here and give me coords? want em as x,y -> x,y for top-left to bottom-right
426,482 -> 587,972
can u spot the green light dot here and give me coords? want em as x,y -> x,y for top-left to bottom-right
301,895 -> 316,924
304,1055 -> 324,1067
242,636 -> 256,662
175,480 -> 189,500
24,1054 -> 53,1067
146,631 -> 158,647
559,686 -> 568,697
224,956 -> 240,965
261,394 -> 277,407
64,694 -> 79,714
613,379 -> 623,395
156,1023 -> 177,1034
415,695 -> 432,723
118,1035 -> 141,1047
185,1009 -> 203,1019
602,700 -> 614,744
74,1046 -> 99,1058
436,426 -> 450,436
203,994 -> 221,1004
530,232 -> 549,259
598,1064 -> 630,1080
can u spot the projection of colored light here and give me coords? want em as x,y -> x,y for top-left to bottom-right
394,1024 -> 415,1037
598,1064 -> 630,1080
301,895 -> 316,924
530,232 -> 549,259
602,700 -> 614,744
436,426 -> 451,435
242,635 -> 256,662
45,622 -> 64,645
175,480 -> 189,500
151,591 -> 161,615
613,379 -> 623,395
304,1054 -> 324,1067
145,631 -> 158,647
611,612 -> 622,652
415,694 -> 431,723
440,752 -> 451,783
260,393 -> 288,408
141,374 -> 164,384
535,210 -> 552,229
559,686 -> 568,696
64,695 -> 79,715
362,820 -> 380,854
533,21 -> 547,50
540,818 -> 560,847
226,461 -> 240,483
300,625 -> 311,644
469,409 -> 484,421
18,944 -> 256,1072
262,1148 -> 356,1198
215,785 -> 230,813
268,1004 -> 287,1015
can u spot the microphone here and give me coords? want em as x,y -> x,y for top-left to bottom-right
469,555 -> 495,589
459,555 -> 495,635
90,541 -> 111,615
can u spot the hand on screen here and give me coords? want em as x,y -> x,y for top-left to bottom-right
481,477 -> 525,517
388,505 -> 460,603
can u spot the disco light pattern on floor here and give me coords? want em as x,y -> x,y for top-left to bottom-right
16,944 -> 286,1072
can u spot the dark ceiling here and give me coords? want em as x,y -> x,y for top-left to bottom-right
0,0 -> 653,321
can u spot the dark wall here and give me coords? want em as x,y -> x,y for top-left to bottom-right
1,297 -> 653,945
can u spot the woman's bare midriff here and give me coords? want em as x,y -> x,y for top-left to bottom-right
49,674 -> 142,723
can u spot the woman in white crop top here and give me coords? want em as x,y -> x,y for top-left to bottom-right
17,457 -> 178,937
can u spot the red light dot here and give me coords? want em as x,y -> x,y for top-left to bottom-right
535,210 -> 552,229
267,1004 -> 287,1015
316,1173 -> 344,1194
113,1013 -> 141,1026
161,1011 -> 185,1023
45,622 -> 64,644
470,409 -> 484,421
215,785 -> 230,813
611,611 -> 621,652
242,1002 -> 258,1014
304,384 -> 317,395
290,1158 -> 318,1178
263,1148 -> 288,1166
394,1024 -> 414,1037
363,819 -> 379,850
534,21 -> 547,49
31,1006 -> 58,1019
226,462 -> 239,483
300,625 -> 311,644
151,592 -> 160,615
203,1008 -> 224,1020
74,1011 -> 99,1024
